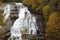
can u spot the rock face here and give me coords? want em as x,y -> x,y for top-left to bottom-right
0,26 -> 9,40
0,18 -> 12,40
0,3 -> 19,40
0,26 -> 6,36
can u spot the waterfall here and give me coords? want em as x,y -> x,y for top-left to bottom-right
8,3 -> 38,40
3,4 -> 10,22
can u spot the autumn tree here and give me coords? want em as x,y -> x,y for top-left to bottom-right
45,12 -> 60,40
22,0 -> 48,14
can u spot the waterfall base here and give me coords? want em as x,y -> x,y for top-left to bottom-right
8,36 -> 22,40
8,34 -> 45,40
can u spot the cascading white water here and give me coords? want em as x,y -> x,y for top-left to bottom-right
3,4 -> 10,22
8,3 -> 38,40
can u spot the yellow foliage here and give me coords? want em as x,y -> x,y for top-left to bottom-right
22,0 -> 30,6
45,12 -> 60,40
43,4 -> 51,19
43,4 -> 51,13
46,12 -> 58,27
